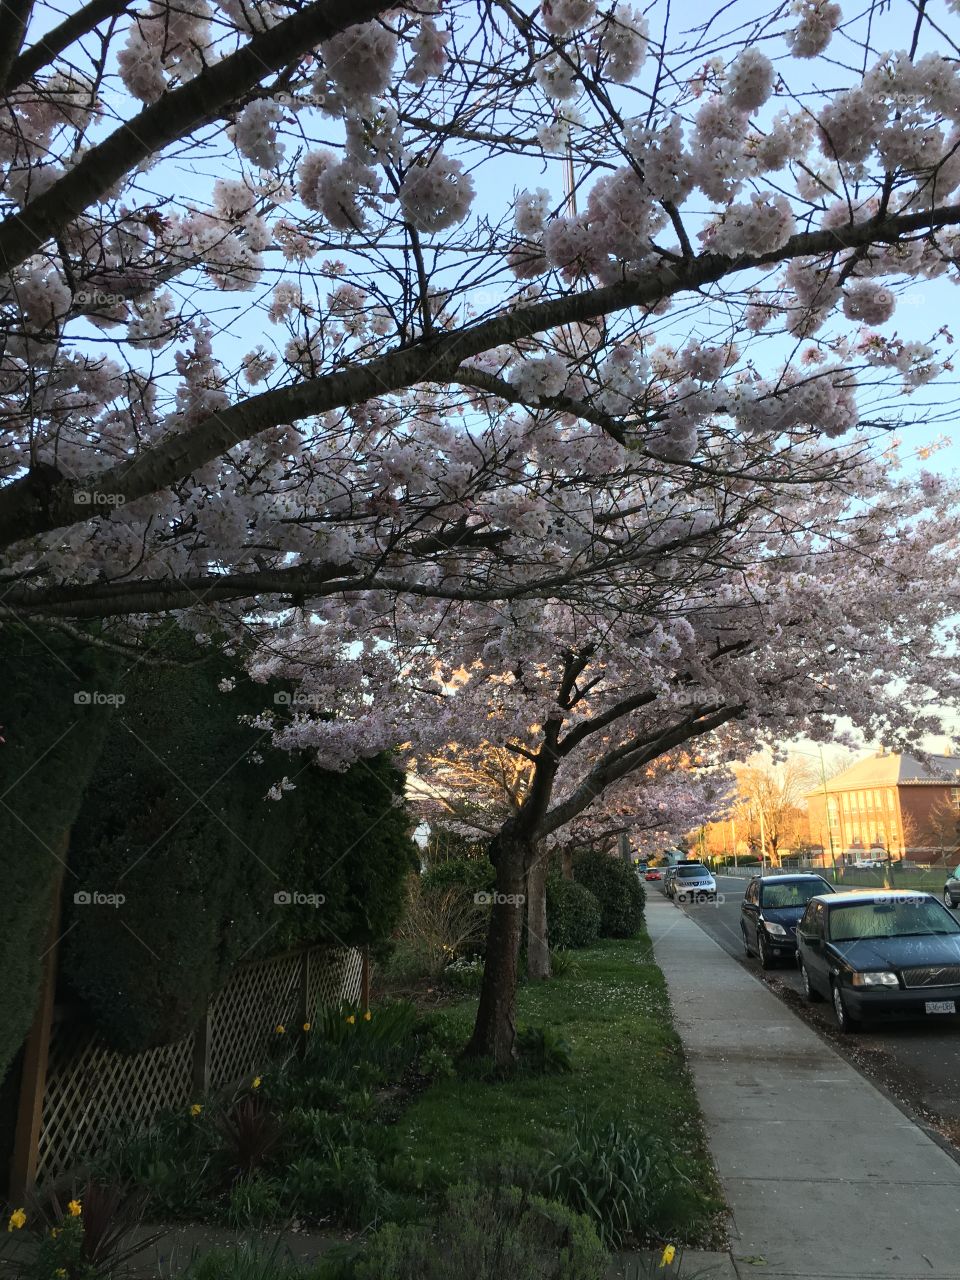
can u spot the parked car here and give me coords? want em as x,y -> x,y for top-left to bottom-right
662,866 -> 678,897
796,890 -> 960,1032
943,865 -> 960,910
644,868 -> 662,882
740,873 -> 835,969
671,862 -> 717,904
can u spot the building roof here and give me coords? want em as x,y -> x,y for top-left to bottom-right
805,751 -> 960,797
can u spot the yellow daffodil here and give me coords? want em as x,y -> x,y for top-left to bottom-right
56,1270 -> 67,1278
302,1021 -> 311,1031
252,1076 -> 262,1089
67,1200 -> 82,1218
363,1009 -> 372,1022
51,1228 -> 61,1238
7,1209 -> 26,1232
189,1103 -> 202,1117
659,1243 -> 676,1268
275,1024 -> 285,1035
345,1014 -> 356,1025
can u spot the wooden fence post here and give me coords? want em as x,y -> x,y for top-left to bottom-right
8,864 -> 66,1201
361,947 -> 371,1011
191,1006 -> 212,1098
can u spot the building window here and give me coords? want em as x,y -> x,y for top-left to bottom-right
952,788 -> 960,812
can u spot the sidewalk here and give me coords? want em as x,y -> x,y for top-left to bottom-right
647,894 -> 960,1280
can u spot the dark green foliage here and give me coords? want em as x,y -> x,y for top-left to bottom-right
545,877 -> 601,949
539,1113 -> 691,1249
60,628 -> 416,1051
571,851 -> 645,938
419,856 -> 495,896
515,1026 -> 573,1076
0,623 -> 118,1084
349,1182 -> 607,1280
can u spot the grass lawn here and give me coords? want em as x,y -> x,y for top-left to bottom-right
397,929 -> 727,1249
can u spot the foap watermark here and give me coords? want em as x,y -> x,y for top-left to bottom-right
74,289 -> 126,308
74,690 -> 126,707
274,889 -> 326,907
74,889 -> 125,908
73,490 -> 126,507
475,891 -> 526,906
273,691 -> 325,708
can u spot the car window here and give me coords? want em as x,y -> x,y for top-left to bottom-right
760,880 -> 832,909
676,865 -> 709,879
828,899 -> 960,942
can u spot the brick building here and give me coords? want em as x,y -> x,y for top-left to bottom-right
805,750 -> 960,864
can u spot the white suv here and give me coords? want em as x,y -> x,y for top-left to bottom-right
672,862 -> 718,903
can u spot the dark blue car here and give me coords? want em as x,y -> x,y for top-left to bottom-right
740,873 -> 835,969
797,890 -> 960,1033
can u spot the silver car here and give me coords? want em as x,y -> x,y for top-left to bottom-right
672,862 -> 718,903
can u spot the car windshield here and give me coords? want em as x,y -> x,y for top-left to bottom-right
828,900 -> 960,942
677,865 -> 709,879
760,881 -> 832,909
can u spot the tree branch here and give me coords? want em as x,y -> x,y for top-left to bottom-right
0,0 -> 392,272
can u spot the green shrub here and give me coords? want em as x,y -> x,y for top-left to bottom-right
350,1181 -> 606,1280
571,851 -> 645,938
539,1113 -> 688,1248
545,878 -> 601,949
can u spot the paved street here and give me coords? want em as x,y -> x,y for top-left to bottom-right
669,874 -> 960,1137
648,893 -> 960,1279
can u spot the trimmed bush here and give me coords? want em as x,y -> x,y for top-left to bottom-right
0,623 -> 118,1085
351,1181 -> 606,1280
571,851 -> 645,938
545,877 -> 600,950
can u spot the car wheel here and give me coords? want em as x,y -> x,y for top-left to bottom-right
757,932 -> 774,970
831,981 -> 860,1034
944,889 -> 957,911
741,926 -> 752,957
799,960 -> 822,1002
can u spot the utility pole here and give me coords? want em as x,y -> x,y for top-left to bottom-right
730,818 -> 738,870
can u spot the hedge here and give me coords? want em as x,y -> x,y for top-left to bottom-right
61,629 -> 416,1052
571,850 -> 645,938
545,877 -> 601,950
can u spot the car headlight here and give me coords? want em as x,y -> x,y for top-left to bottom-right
761,920 -> 788,937
851,971 -> 899,987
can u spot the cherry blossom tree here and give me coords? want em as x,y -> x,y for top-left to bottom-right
5,2 -> 960,1061
412,741 -> 728,976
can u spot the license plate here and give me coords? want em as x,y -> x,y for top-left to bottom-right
925,1000 -> 956,1014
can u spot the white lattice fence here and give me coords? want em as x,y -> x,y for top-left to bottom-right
29,946 -> 363,1187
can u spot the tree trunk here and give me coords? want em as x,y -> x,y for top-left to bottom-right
525,844 -> 551,981
464,833 -> 527,1066
561,847 -> 574,881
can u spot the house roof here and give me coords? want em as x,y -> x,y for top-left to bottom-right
806,752 -> 960,796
